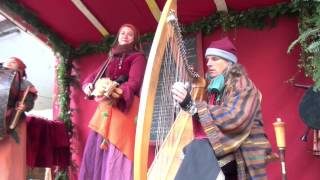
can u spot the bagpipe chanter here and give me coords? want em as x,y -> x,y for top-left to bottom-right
134,0 -> 206,179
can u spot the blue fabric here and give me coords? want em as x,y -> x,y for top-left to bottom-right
175,139 -> 223,180
207,74 -> 225,94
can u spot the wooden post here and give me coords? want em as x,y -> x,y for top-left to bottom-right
273,118 -> 287,180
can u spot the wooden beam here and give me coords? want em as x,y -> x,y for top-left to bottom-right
0,5 -> 27,32
0,14 -> 6,21
0,6 -> 53,52
145,0 -> 161,22
213,0 -> 228,12
70,0 -> 109,37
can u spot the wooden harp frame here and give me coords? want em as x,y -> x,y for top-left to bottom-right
134,0 -> 177,179
134,0 -> 206,179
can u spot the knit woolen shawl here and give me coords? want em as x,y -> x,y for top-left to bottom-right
195,64 -> 272,180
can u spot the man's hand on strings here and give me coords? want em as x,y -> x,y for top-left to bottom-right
172,82 -> 197,115
171,82 -> 188,103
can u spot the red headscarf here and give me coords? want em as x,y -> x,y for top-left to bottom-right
112,23 -> 142,52
4,57 -> 27,78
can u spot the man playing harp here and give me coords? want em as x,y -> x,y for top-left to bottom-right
172,37 -> 274,180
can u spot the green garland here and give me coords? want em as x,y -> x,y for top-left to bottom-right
183,1 -> 301,34
2,0 -> 320,178
288,0 -> 320,91
56,55 -> 72,130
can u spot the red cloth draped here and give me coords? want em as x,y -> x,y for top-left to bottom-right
26,116 -> 70,168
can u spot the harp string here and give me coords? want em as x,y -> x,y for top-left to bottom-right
154,25 -> 176,155
149,10 -> 196,178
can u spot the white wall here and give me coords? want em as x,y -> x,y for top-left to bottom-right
0,30 -> 55,119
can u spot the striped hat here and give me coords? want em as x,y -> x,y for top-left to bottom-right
205,37 -> 238,63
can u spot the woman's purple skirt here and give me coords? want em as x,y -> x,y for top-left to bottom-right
79,131 -> 133,180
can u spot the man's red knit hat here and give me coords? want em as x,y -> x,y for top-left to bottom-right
205,37 -> 238,63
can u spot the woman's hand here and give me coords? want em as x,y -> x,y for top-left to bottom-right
110,88 -> 123,99
84,83 -> 93,95
103,83 -> 117,97
92,78 -> 118,98
95,87 -> 122,103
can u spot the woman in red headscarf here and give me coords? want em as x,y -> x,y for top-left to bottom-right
79,24 -> 147,180
0,57 -> 38,180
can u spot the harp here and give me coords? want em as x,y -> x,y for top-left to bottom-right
134,0 -> 206,179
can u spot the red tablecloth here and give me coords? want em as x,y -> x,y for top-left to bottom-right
26,116 -> 70,168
